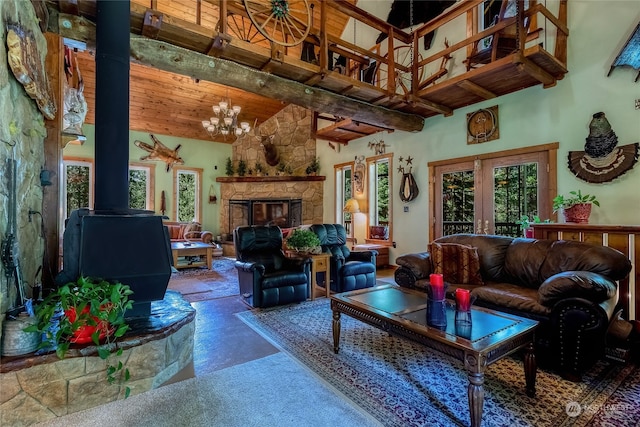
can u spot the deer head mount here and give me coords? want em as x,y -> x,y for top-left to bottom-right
257,118 -> 281,167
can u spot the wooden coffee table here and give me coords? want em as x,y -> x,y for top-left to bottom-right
171,241 -> 212,270
331,284 -> 538,427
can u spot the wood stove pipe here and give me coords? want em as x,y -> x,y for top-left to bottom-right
94,0 -> 130,212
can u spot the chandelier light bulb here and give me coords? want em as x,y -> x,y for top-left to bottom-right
232,105 -> 241,114
219,101 -> 228,110
240,121 -> 250,130
224,117 -> 233,126
235,128 -> 243,136
212,106 -> 221,114
202,120 -> 210,127
211,117 -> 220,125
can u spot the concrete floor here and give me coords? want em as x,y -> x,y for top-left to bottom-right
182,268 -> 397,377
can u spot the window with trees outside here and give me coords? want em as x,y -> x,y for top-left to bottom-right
334,162 -> 354,237
173,167 -> 202,223
366,153 -> 392,244
62,157 -> 93,220
128,163 -> 155,211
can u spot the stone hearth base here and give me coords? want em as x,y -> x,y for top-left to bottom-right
0,290 -> 195,427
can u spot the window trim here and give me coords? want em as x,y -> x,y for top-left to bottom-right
129,162 -> 156,211
365,153 -> 393,246
334,161 -> 355,238
172,166 -> 203,223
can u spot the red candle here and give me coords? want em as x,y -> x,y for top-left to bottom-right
429,274 -> 445,300
456,288 -> 471,312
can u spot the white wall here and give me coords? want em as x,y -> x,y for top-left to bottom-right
318,0 -> 640,262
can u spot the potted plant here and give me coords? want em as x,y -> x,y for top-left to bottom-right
27,277 -> 134,396
552,190 -> 600,223
237,160 -> 247,176
254,161 -> 265,176
224,157 -> 234,176
276,161 -> 287,176
285,228 -> 321,254
305,157 -> 320,175
517,215 -> 552,237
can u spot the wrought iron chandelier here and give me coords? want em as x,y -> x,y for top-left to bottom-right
201,99 -> 251,140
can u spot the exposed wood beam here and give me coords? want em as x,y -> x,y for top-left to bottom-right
456,80 -> 497,99
128,37 -> 423,132
514,54 -> 556,88
406,95 -> 452,116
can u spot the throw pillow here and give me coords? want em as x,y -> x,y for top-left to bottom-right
428,242 -> 484,286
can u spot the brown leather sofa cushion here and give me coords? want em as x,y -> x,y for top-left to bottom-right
538,271 -> 618,307
429,242 -> 483,285
472,282 -> 551,316
396,252 -> 432,279
540,240 -> 632,282
503,238 -> 555,288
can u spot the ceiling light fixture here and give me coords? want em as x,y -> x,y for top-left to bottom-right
201,98 -> 251,141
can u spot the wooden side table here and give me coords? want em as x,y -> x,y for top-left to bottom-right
354,244 -> 389,268
308,253 -> 331,300
286,251 -> 331,299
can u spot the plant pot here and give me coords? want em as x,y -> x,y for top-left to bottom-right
563,203 -> 592,224
65,307 -> 111,344
523,227 -> 534,238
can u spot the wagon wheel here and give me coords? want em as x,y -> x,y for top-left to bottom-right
243,0 -> 311,47
375,45 -> 424,96
215,12 -> 268,45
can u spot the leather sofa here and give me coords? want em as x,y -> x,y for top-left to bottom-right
164,221 -> 213,243
394,234 -> 632,380
310,224 -> 378,293
234,225 -> 311,308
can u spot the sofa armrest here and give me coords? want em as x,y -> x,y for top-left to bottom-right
538,271 -> 618,308
282,256 -> 312,272
549,296 -> 615,380
396,252 -> 432,279
200,231 -> 213,244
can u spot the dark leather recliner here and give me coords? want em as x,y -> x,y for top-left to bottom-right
234,225 -> 311,308
310,224 -> 377,293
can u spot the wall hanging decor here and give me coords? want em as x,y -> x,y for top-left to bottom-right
6,23 -> 57,119
398,156 -> 419,202
209,186 -> 217,204
466,105 -> 499,144
607,20 -> 640,82
368,138 -> 387,155
568,112 -> 639,183
354,155 -> 365,195
134,134 -> 184,172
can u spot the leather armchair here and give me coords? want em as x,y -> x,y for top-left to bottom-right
234,225 -> 311,308
310,224 -> 377,293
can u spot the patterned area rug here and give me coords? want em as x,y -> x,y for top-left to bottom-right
168,257 -> 239,302
237,299 -> 640,427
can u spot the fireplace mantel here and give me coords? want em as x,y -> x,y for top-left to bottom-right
216,176 -> 325,183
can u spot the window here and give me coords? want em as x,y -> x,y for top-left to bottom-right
430,143 -> 557,239
129,162 -> 155,211
334,162 -> 354,237
366,153 -> 393,244
62,157 -> 94,219
173,167 -> 202,222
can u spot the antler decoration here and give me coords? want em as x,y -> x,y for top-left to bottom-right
368,138 -> 387,155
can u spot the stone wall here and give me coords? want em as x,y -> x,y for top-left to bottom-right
0,2 -> 47,313
231,104 -> 317,176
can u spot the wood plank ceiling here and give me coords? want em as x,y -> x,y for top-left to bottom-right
71,0 -> 358,143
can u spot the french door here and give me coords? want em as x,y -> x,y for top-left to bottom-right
431,145 -> 556,239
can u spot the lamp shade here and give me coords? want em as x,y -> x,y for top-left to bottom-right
344,198 -> 360,213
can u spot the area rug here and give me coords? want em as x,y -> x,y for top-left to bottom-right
237,299 -> 640,427
168,257 -> 239,302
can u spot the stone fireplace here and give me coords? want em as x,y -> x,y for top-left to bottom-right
216,104 -> 324,247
